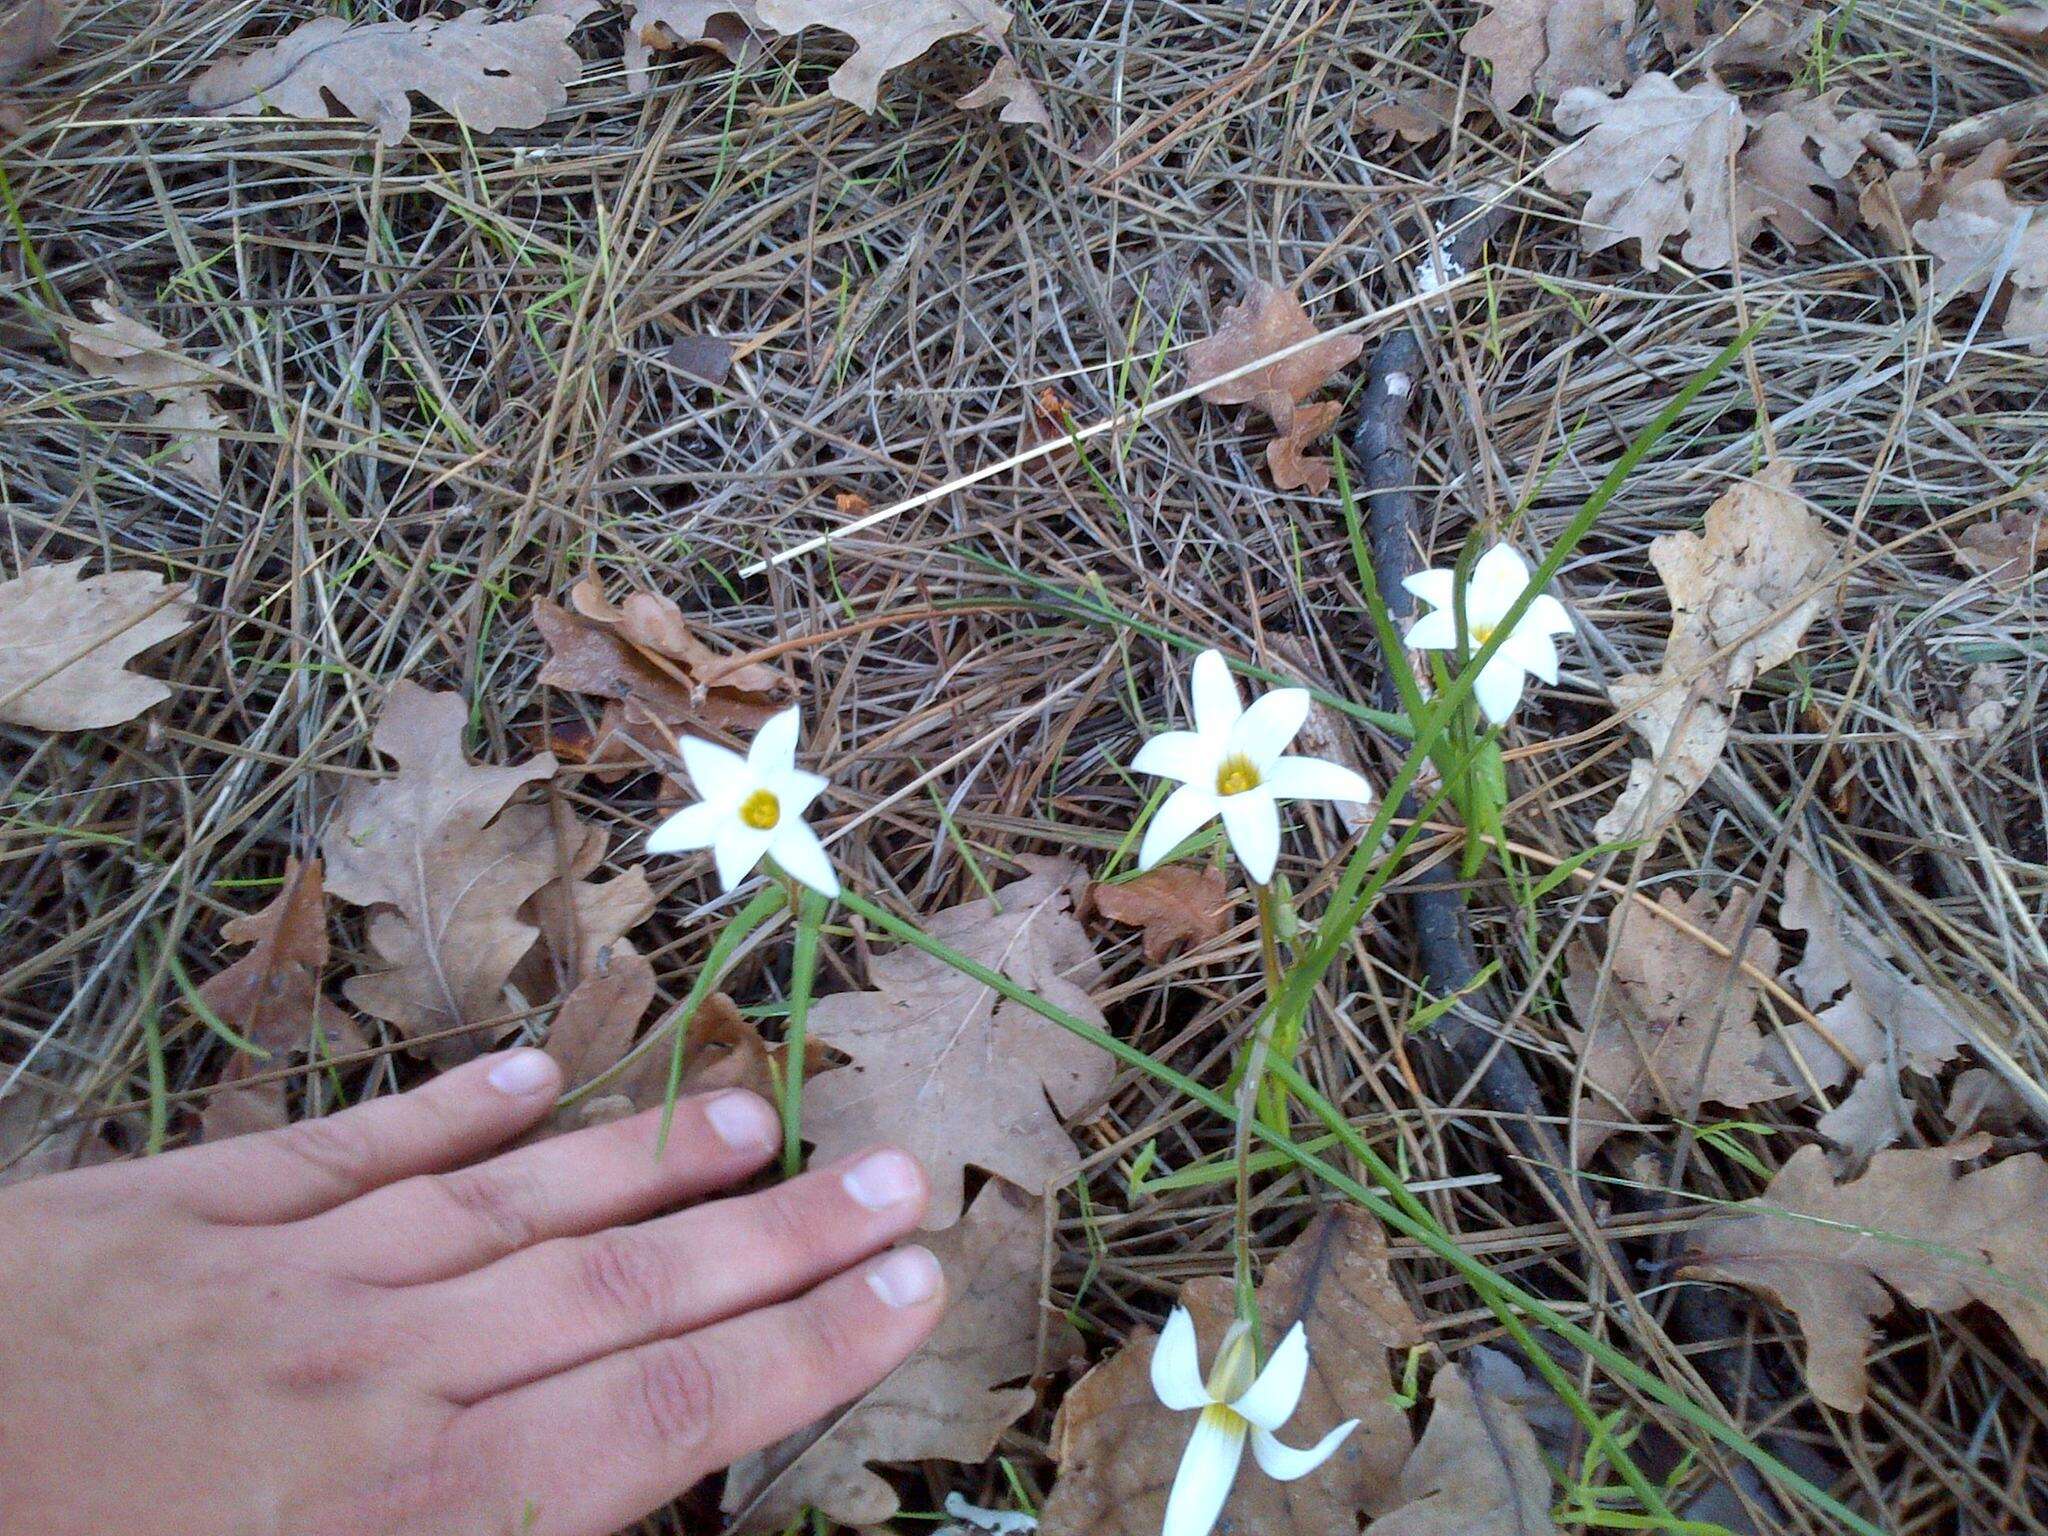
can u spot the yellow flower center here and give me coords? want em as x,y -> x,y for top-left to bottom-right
1206,1321 -> 1259,1402
1470,621 -> 1496,646
1215,756 -> 1261,797
739,788 -> 781,830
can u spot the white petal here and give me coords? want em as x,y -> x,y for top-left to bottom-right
1471,651 -> 1528,726
1230,1323 -> 1308,1431
1162,1409 -> 1247,1536
768,821 -> 839,898
1264,755 -> 1374,807
770,767 -> 831,820
1403,608 -> 1459,652
1219,789 -> 1281,885
644,799 -> 726,854
1139,784 -> 1221,871
1151,1307 -> 1211,1413
711,825 -> 775,892
680,736 -> 750,800
1250,1419 -> 1358,1482
1507,626 -> 1560,685
1189,649 -> 1243,738
1230,688 -> 1310,769
747,705 -> 802,776
1524,591 -> 1575,637
1401,567 -> 1454,612
1133,730 -> 1215,784
1471,542 -> 1531,612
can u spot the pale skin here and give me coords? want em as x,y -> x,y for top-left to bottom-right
0,1048 -> 944,1536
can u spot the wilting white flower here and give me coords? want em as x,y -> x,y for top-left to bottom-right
1131,649 -> 1373,885
1150,1306 -> 1359,1536
1403,542 -> 1575,726
646,706 -> 839,898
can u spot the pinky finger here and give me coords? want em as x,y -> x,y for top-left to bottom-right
444,1247 -> 945,1535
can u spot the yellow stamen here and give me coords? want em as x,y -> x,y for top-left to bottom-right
1206,1321 -> 1258,1402
1215,756 -> 1261,797
739,788 -> 781,830
1470,622 -> 1496,646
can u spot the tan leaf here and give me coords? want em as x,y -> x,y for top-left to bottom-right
722,1180 -> 1080,1532
1596,465 -> 1840,840
1087,865 -> 1232,965
1762,856 -> 1974,1160
622,0 -> 762,93
1945,1068 -> 2033,1139
1956,508 -> 2047,589
509,813 -> 656,1005
1858,139 -> 2013,251
1740,91 -> 1878,246
751,0 -> 1010,113
1185,281 -> 1363,493
1659,0 -> 1810,67
320,683 -> 560,1062
0,559 -> 196,732
1562,888 -> 1791,1161
801,858 -> 1113,1228
1364,1364 -> 1558,1536
543,948 -> 657,1092
1042,1206 -> 1421,1536
555,991 -> 779,1133
1547,73 -> 1747,269
200,1053 -> 291,1143
0,0 -> 62,84
1463,0 -> 1634,114
196,856 -> 335,1056
1682,1140 -> 2048,1410
1355,86 -> 1454,146
1990,6 -> 2048,45
60,298 -> 230,493
189,9 -> 585,146
1911,170 -> 2048,352
957,53 -> 1048,126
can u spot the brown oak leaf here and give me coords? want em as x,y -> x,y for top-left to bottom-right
722,1180 -> 1080,1532
1548,73 -> 1747,269
1911,168 -> 2048,352
200,1053 -> 291,1144
1740,90 -> 1878,246
1682,1139 -> 2048,1410
1956,507 -> 2047,589
1990,6 -> 2048,45
1658,0 -> 1810,67
621,0 -> 762,92
196,857 -> 336,1056
1562,887 -> 1791,1161
60,298 -> 230,493
801,858 -> 1113,1228
189,9 -> 586,146
1463,0 -> 1634,114
0,0 -> 62,84
1087,865 -> 1232,965
957,53 -> 1049,125
1041,1206 -> 1421,1536
321,682 -> 560,1062
1363,1364 -> 1558,1536
0,559 -> 196,732
751,0 -> 1011,114
1185,281 -> 1363,493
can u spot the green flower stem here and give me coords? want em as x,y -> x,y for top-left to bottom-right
778,875 -> 828,1180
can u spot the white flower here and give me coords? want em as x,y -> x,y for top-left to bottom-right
645,705 -> 839,898
1131,649 -> 1373,885
1150,1306 -> 1359,1536
1402,542 -> 1575,726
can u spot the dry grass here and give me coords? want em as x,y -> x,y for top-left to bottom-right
3,0 -> 2046,1529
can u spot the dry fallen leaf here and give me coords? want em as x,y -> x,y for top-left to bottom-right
1858,139 -> 2013,252
1355,85 -> 1457,146
622,0 -> 761,91
1741,91 -> 1878,246
200,1052 -> 291,1144
1911,169 -> 2048,352
1990,6 -> 2048,45
196,857 -> 336,1056
321,682 -> 561,1062
189,9 -> 586,146
509,812 -> 656,1005
1761,856 -> 1974,1161
751,0 -> 1010,114
542,948 -> 658,1093
1463,0 -> 1634,114
1945,1067 -> 2035,1139
722,1180 -> 1080,1532
60,298 -> 231,493
0,559 -> 196,732
801,858 -> 1114,1228
1087,866 -> 1232,965
1185,281 -> 1363,493
1682,1139 -> 2048,1410
1956,507 -> 2046,589
0,0 -> 62,84
1597,464 -> 1840,840
1659,0 -> 1810,67
957,52 -> 1049,126
1547,73 -> 1747,269
1363,1364 -> 1558,1536
1562,888 -> 1791,1161
1042,1206 -> 1421,1536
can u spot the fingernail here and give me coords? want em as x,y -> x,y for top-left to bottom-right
487,1050 -> 558,1097
704,1091 -> 779,1152
867,1246 -> 942,1309
841,1150 -> 922,1211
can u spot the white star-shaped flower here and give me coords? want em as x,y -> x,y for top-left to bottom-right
1150,1306 -> 1360,1536
1131,649 -> 1373,885
1402,542 -> 1575,725
645,705 -> 839,898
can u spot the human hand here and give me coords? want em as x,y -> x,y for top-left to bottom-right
0,1049 -> 942,1535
